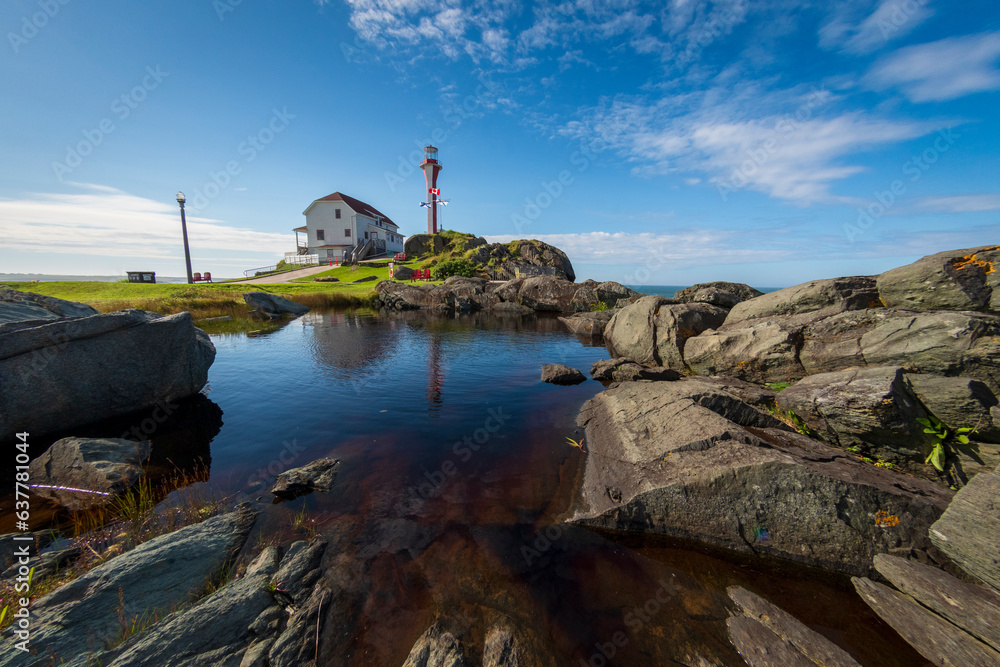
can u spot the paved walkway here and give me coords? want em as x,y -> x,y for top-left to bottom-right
235,265 -> 331,284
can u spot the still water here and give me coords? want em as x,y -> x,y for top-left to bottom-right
18,308 -> 931,665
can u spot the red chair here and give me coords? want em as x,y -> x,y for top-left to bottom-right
203,272 -> 212,282
193,272 -> 202,281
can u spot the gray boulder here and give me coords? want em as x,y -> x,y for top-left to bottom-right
514,276 -> 579,312
724,276 -> 880,325
906,373 -> 1000,443
674,282 -> 763,309
482,625 -> 523,667
570,380 -> 953,575
404,234 -> 447,257
876,245 -> 1000,312
270,458 -> 341,501
557,311 -> 615,337
859,310 -> 1000,394
776,367 -> 931,464
929,471 -> 1000,593
29,437 -> 152,511
569,281 -> 639,312
0,288 -> 99,325
540,364 -> 586,386
0,507 -> 258,667
0,310 -> 216,443
683,317 -> 807,384
604,297 -> 725,371
243,292 -> 309,317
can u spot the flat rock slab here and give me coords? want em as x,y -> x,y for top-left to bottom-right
0,506 -> 258,667
106,547 -> 282,667
929,471 -> 1000,594
29,437 -> 152,511
873,554 -> 1000,653
271,457 -> 341,501
853,577 -> 1000,666
540,364 -> 586,385
727,587 -> 861,667
571,380 -> 953,575
0,288 -> 99,325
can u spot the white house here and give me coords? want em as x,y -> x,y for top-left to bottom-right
289,192 -> 404,263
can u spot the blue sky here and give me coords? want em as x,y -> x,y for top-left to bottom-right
1,0 -> 998,286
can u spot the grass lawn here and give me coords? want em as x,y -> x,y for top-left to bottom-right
2,281 -> 382,334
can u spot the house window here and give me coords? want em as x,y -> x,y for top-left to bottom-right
335,209 -> 341,219
316,229 -> 325,241
364,231 -> 368,239
344,228 -> 351,237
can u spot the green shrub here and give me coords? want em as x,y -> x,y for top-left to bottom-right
433,258 -> 476,280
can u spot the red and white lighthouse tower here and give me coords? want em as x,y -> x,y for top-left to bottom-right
420,145 -> 442,234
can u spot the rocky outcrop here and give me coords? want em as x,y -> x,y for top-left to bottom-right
375,276 -> 639,314
0,288 -> 99,324
28,437 -> 152,511
467,238 -> 576,281
674,282 -> 763,309
270,458 -> 341,501
0,307 -> 216,443
725,276 -> 880,325
404,233 -> 448,258
570,379 -> 953,575
568,280 -> 639,311
602,296 -> 727,371
540,364 -> 586,385
876,245 -> 1000,312
243,292 -> 310,318
776,367 -> 1000,480
727,587 -> 861,667
0,506 -> 258,667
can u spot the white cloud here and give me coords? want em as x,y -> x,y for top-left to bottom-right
820,0 -> 934,55
482,230 -> 794,268
866,31 -> 1000,102
559,83 -> 932,204
918,194 -> 1000,213
0,184 -> 289,261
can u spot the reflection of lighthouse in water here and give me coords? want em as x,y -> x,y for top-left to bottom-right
426,333 -> 443,415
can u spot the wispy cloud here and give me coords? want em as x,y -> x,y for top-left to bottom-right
866,31 -> 1000,101
0,184 -> 289,261
558,83 -> 933,204
917,194 -> 1000,213
820,0 -> 934,55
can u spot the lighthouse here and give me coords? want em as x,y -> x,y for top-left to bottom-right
420,145 -> 442,234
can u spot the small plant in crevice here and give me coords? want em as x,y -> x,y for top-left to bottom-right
566,437 -> 587,453
765,382 -> 792,392
917,415 -> 978,489
767,406 -> 815,437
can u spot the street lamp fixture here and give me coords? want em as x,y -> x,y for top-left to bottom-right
176,191 -> 194,284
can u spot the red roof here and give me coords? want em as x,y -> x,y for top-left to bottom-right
314,192 -> 397,228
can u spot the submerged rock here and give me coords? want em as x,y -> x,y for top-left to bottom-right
0,308 -> 216,443
28,437 -> 152,511
590,357 -> 681,383
540,364 -> 586,386
558,310 -> 615,337
570,380 -> 953,575
271,458 -> 341,501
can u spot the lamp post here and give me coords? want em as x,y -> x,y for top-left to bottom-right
175,192 -> 194,284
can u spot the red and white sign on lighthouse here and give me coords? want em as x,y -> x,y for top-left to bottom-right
420,145 -> 443,234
